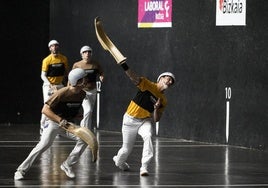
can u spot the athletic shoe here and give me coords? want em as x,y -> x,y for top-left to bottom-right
14,170 -> 25,180
113,156 -> 130,171
60,162 -> 75,178
140,167 -> 149,176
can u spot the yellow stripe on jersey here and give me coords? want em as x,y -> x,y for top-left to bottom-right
126,77 -> 167,119
126,101 -> 151,118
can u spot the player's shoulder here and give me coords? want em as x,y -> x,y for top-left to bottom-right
86,60 -> 101,69
43,54 -> 52,60
140,77 -> 155,84
57,53 -> 68,61
90,58 -> 101,64
72,60 -> 84,68
42,54 -> 53,63
56,86 -> 70,96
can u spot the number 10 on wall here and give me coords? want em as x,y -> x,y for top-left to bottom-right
225,87 -> 231,143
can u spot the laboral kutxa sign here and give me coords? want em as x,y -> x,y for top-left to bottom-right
216,0 -> 246,26
138,0 -> 172,28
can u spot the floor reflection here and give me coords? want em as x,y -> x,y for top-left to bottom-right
5,126 -> 268,187
224,147 -> 229,187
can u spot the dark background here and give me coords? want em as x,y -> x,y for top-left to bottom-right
1,0 -> 267,151
1,0 -> 49,125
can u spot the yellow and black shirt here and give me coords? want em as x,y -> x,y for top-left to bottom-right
126,77 -> 167,119
42,54 -> 68,85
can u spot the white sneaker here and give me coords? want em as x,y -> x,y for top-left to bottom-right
113,156 -> 130,171
14,170 -> 24,180
60,163 -> 75,178
140,167 -> 149,176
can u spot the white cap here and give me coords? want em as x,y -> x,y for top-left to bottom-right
80,45 -> 92,54
68,68 -> 87,86
157,72 -> 176,85
48,40 -> 59,47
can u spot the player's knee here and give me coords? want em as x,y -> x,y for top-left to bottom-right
142,133 -> 152,140
121,147 -> 131,155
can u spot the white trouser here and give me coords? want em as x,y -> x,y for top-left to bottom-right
63,137 -> 88,167
40,83 -> 64,128
63,88 -> 97,167
17,120 -> 77,173
80,89 -> 97,128
115,113 -> 154,170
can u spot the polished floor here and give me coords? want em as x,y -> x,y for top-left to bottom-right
0,124 -> 268,187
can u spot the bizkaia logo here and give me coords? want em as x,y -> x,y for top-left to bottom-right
219,0 -> 243,14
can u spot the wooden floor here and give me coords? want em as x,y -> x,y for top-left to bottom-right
1,124 -> 268,187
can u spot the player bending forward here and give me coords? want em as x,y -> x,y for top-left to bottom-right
14,68 -> 89,180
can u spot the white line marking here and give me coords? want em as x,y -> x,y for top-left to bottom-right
5,184 -> 268,187
226,101 -> 230,143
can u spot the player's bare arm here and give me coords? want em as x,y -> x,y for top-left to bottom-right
124,68 -> 141,86
42,104 -> 62,123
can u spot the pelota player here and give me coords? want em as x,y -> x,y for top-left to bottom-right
94,16 -> 175,176
112,61 -> 175,176
40,40 -> 69,135
14,68 -> 88,180
72,45 -> 104,129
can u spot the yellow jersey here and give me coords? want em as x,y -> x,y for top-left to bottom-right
42,54 -> 68,85
126,77 -> 167,119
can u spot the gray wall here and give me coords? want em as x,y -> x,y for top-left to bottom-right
1,0 -> 267,151
49,0 -> 268,150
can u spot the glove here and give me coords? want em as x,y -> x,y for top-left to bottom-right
48,88 -> 54,96
59,119 -> 68,128
48,85 -> 58,96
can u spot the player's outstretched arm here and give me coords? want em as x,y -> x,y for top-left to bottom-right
120,62 -> 141,86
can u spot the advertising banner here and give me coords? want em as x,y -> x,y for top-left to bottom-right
138,0 -> 172,28
216,0 -> 246,26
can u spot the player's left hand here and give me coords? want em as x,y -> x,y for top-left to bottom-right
59,119 -> 68,128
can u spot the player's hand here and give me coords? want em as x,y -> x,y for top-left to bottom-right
59,119 -> 68,128
154,98 -> 161,110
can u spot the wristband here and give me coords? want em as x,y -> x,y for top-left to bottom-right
121,63 -> 129,71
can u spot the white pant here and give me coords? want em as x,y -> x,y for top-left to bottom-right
16,120 -> 77,173
80,89 -> 97,128
115,113 -> 154,170
63,89 -> 97,167
40,83 -> 64,128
